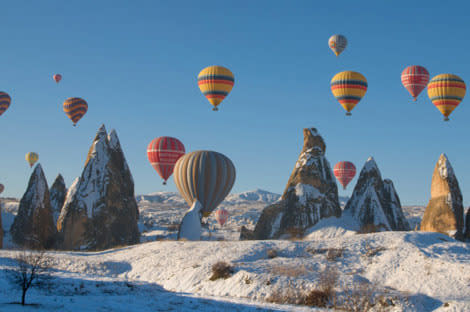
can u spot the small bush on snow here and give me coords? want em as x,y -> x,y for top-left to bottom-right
209,261 -> 234,281
266,248 -> 278,259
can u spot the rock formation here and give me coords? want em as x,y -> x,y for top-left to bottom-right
344,157 -> 409,232
57,125 -> 140,250
10,164 -> 57,249
0,204 -> 3,248
50,174 -> 67,225
465,209 -> 470,240
421,154 -> 464,239
241,127 -> 341,240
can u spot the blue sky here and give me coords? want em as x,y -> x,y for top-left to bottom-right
1,1 -> 469,205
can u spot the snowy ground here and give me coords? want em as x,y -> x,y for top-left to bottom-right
1,191 -> 469,311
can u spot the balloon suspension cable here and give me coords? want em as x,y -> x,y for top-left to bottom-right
212,107 -> 218,111
346,112 -> 352,116
444,117 -> 450,122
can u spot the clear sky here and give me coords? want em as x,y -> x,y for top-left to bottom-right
1,0 -> 469,205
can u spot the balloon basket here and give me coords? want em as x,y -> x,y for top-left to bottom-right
444,117 -> 450,122
345,112 -> 352,116
163,181 -> 167,185
212,107 -> 218,111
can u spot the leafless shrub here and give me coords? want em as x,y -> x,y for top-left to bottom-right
267,248 -> 279,259
326,248 -> 344,261
340,280 -> 376,312
305,265 -> 338,307
286,227 -> 305,240
269,264 -> 308,278
365,246 -> 386,257
357,223 -> 386,234
209,261 -> 234,281
7,249 -> 53,306
266,281 -> 307,305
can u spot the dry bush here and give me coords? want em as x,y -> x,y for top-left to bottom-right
286,227 -> 305,240
357,223 -> 386,234
326,248 -> 344,261
266,281 -> 307,305
365,246 -> 386,257
267,248 -> 279,259
305,265 -> 339,307
209,261 -> 234,281
269,264 -> 308,278
340,280 -> 376,312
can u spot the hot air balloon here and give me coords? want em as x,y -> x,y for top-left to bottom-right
63,97 -> 88,126
427,74 -> 466,121
197,65 -> 234,111
0,183 -> 4,194
25,152 -> 39,168
401,66 -> 430,101
331,71 -> 368,115
53,74 -> 62,84
328,34 -> 348,57
174,150 -> 236,217
147,137 -> 185,185
215,208 -> 229,226
0,92 -> 11,117
333,161 -> 356,190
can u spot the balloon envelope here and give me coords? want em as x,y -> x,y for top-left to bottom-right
331,71 -> 367,115
173,150 -> 236,217
0,183 -> 4,194
328,34 -> 347,57
197,66 -> 234,111
147,137 -> 185,184
428,74 -> 466,121
53,74 -> 62,83
333,161 -> 356,189
215,208 -> 229,226
63,97 -> 88,126
25,152 -> 39,168
0,92 -> 11,117
401,66 -> 429,101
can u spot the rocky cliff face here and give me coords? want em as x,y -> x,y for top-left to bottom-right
0,205 -> 3,248
344,157 -> 409,232
421,154 -> 464,239
57,125 -> 140,250
10,164 -> 57,249
241,128 -> 341,240
50,174 -> 67,225
465,209 -> 470,240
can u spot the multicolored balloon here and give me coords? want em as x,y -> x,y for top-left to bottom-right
427,74 -> 466,121
63,97 -> 88,126
333,161 -> 356,190
331,71 -> 368,115
328,34 -> 348,57
147,137 -> 185,185
197,65 -> 235,111
174,150 -> 236,217
0,183 -> 4,194
25,152 -> 39,168
215,208 -> 229,226
401,66 -> 430,101
53,74 -> 62,84
0,92 -> 11,117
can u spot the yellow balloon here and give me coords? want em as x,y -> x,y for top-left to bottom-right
331,71 -> 368,115
197,66 -> 235,111
25,152 -> 39,168
427,74 -> 466,121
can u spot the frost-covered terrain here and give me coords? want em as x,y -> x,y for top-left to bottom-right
1,190 -> 469,311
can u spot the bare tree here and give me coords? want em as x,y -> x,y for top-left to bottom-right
7,249 -> 53,305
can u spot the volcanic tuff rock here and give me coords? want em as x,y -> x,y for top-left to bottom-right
465,209 -> 470,240
421,154 -> 464,239
50,174 -> 67,225
344,157 -> 409,232
241,128 -> 341,240
10,164 -> 57,249
0,205 -> 2,248
57,125 -> 140,250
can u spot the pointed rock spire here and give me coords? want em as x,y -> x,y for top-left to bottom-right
241,127 -> 341,240
10,164 -> 57,248
344,157 -> 409,232
421,154 -> 464,239
50,174 -> 67,225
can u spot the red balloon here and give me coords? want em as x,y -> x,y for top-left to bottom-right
215,208 -> 229,226
401,66 -> 430,101
333,161 -> 356,190
147,137 -> 185,185
53,74 -> 62,83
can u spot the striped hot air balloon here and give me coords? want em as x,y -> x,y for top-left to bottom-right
401,65 -> 430,101
197,65 -> 235,111
25,152 -> 39,168
53,74 -> 62,83
63,97 -> 88,126
147,137 -> 185,185
174,150 -> 236,217
215,208 -> 229,226
333,161 -> 356,190
427,74 -> 466,121
0,183 -> 4,194
328,34 -> 348,57
331,71 -> 368,115
0,92 -> 11,117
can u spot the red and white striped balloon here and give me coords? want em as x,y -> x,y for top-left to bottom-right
53,74 -> 62,83
147,137 -> 185,185
401,65 -> 429,101
215,208 -> 229,226
333,161 -> 356,190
